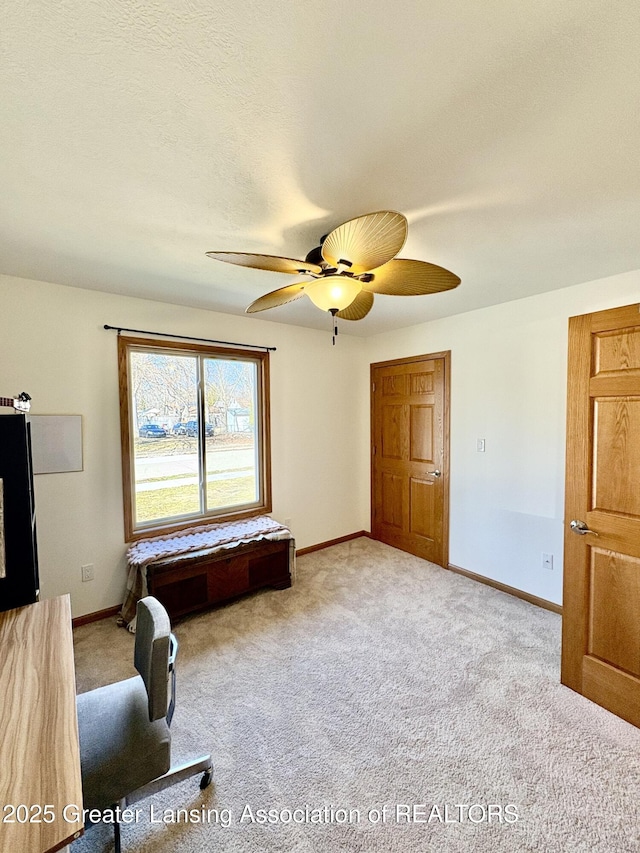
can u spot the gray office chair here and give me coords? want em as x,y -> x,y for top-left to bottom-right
76,596 -> 213,852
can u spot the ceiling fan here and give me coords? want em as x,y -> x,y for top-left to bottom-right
206,210 -> 460,341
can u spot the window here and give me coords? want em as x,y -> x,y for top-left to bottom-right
118,336 -> 271,540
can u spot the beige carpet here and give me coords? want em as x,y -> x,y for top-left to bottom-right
72,538 -> 640,852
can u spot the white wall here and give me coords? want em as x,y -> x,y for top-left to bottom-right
3,268 -> 638,617
365,269 -> 640,605
0,274 -> 369,617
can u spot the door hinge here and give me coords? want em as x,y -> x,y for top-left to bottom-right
372,381 -> 376,392
373,446 -> 377,455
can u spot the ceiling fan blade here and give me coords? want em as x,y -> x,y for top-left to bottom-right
246,282 -> 308,313
336,290 -> 374,321
206,251 -> 322,276
363,259 -> 461,296
321,211 -> 408,275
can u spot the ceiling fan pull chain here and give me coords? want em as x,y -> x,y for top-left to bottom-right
330,308 -> 338,345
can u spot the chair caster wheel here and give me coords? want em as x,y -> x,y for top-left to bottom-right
200,769 -> 212,789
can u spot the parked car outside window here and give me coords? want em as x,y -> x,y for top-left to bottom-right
139,424 -> 167,438
172,422 -> 187,435
185,421 -> 214,437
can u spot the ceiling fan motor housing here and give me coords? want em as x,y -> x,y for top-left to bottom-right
304,246 -> 324,267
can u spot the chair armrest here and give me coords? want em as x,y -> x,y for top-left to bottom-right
167,633 -> 178,726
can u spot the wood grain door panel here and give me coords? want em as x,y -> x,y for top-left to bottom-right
409,477 -> 438,541
410,405 -> 434,462
562,303 -> 640,727
381,404 -> 406,459
594,326 -> 640,375
592,397 -> 640,516
588,548 -> 640,676
381,472 -> 404,528
371,353 -> 450,566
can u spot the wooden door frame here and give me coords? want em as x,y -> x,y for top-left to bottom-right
370,350 -> 451,567
561,311 -> 592,692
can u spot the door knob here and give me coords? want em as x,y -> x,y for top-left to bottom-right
570,519 -> 599,536
430,469 -> 441,478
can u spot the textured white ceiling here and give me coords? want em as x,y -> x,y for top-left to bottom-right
2,1 -> 640,335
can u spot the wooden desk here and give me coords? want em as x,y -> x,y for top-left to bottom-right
0,595 -> 84,852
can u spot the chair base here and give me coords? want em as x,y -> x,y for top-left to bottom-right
110,754 -> 213,852
125,753 -> 214,805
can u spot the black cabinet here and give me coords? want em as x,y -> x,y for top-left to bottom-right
0,415 -> 39,612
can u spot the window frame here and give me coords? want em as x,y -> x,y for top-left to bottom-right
118,335 -> 271,542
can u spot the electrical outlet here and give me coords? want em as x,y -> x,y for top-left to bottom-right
81,563 -> 95,582
542,553 -> 553,571
477,438 -> 486,452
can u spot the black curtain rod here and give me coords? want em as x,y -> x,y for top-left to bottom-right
103,325 -> 276,352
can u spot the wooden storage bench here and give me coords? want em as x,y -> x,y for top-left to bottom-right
147,537 -> 292,620
120,516 -> 294,628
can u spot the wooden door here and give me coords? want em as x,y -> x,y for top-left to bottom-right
562,303 -> 640,727
371,352 -> 450,566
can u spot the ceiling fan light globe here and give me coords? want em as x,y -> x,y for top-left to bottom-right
305,276 -> 362,312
